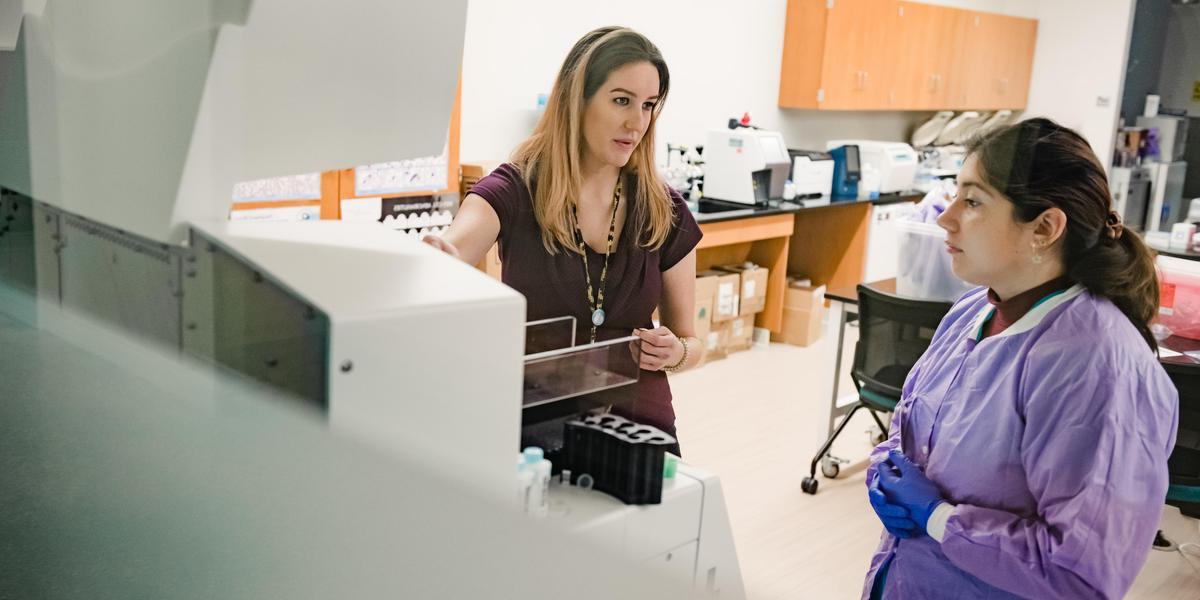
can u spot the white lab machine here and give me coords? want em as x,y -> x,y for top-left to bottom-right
1146,161 -> 1189,231
824,140 -> 918,194
1110,165 -> 1153,231
1,2 -> 744,596
702,128 -> 792,205
789,150 -> 835,198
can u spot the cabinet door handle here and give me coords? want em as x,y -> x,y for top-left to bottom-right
862,71 -> 869,89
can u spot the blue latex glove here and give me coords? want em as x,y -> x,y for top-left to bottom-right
868,480 -> 918,539
877,450 -> 945,532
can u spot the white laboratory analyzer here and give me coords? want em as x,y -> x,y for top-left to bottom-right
702,128 -> 792,205
0,2 -> 744,598
826,140 -> 919,194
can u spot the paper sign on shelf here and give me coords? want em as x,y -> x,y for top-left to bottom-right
341,196 -> 384,222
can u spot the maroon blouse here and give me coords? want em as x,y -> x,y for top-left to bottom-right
470,163 -> 703,434
982,275 -> 1074,338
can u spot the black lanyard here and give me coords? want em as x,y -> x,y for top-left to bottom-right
572,179 -> 622,344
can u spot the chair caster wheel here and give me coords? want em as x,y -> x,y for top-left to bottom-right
801,477 -> 819,495
821,457 -> 841,479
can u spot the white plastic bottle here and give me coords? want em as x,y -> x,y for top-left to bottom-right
516,454 -> 533,512
522,447 -> 551,518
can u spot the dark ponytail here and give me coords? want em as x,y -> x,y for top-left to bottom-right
967,118 -> 1159,350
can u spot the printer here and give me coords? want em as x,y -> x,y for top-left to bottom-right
824,140 -> 918,194
788,149 -> 834,198
703,128 -> 792,205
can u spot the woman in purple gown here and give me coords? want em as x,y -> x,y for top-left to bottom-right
863,118 -> 1179,599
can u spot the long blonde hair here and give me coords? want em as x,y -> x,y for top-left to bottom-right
511,26 -> 674,255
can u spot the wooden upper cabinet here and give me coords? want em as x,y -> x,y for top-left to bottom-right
958,12 -> 1002,109
958,13 -> 1038,110
819,0 -> 898,109
894,2 -> 970,110
893,2 -> 943,109
996,16 -> 1038,109
779,0 -> 831,109
779,0 -> 1036,111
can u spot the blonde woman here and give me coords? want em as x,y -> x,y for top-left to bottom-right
424,27 -> 701,451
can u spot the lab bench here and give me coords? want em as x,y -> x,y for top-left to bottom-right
1148,239 -> 1200,262
692,193 -> 922,334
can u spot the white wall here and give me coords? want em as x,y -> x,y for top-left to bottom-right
460,0 -> 1128,170
1159,4 -> 1200,116
461,0 -> 936,164
1023,0 -> 1135,169
922,0 -> 1037,16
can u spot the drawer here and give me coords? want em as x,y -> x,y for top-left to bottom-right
625,476 -> 702,558
647,540 -> 698,586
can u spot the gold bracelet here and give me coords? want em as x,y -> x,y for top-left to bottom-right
662,337 -> 689,373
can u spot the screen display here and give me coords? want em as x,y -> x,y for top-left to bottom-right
846,145 -> 860,173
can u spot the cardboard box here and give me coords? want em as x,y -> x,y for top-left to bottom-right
693,273 -> 718,343
782,281 -> 825,310
699,270 -> 740,323
703,321 -> 729,364
772,282 -> 826,347
725,315 -> 755,353
718,263 -> 769,316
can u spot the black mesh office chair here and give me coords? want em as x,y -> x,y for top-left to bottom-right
1162,361 -> 1200,518
802,284 -> 952,495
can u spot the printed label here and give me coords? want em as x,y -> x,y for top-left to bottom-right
1160,282 -> 1176,316
718,282 -> 735,315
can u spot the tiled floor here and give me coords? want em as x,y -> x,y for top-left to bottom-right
670,338 -> 1200,599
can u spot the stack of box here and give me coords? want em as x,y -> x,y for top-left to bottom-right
692,274 -> 717,359
692,263 -> 769,365
695,270 -> 738,365
718,263 -> 768,354
772,277 -> 826,347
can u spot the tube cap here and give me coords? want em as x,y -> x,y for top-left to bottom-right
663,454 -> 679,479
522,446 -> 544,465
